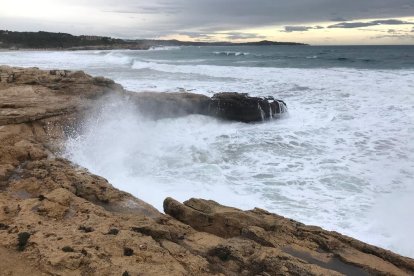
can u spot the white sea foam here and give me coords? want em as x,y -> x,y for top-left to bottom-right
149,46 -> 181,51
1,49 -> 414,258
213,51 -> 250,56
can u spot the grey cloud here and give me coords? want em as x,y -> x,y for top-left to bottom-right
107,3 -> 182,14
373,34 -> 414,40
96,0 -> 414,36
283,25 -> 324,32
179,31 -> 265,40
330,17 -> 348,22
3,0 -> 414,39
328,19 -> 414,29
284,26 -> 313,32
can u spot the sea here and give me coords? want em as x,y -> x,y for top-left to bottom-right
1,45 -> 413,257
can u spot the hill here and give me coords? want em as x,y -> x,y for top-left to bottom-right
0,30 -> 307,50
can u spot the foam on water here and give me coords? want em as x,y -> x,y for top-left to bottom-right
148,46 -> 182,51
1,49 -> 413,258
213,51 -> 250,56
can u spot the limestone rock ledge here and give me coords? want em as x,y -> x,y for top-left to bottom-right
0,65 -> 413,275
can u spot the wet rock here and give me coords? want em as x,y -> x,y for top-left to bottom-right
208,92 -> 288,122
128,91 -> 287,123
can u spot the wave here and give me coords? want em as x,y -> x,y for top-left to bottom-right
102,52 -> 133,65
149,46 -> 181,51
213,51 -> 250,56
140,58 -> 207,64
130,59 -> 381,81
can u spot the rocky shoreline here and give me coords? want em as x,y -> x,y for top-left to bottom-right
0,65 -> 413,275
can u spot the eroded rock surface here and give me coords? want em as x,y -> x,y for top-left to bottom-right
0,66 -> 413,275
165,198 -> 414,276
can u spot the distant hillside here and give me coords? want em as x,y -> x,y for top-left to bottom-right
0,30 -> 141,50
0,30 -> 307,50
133,39 -> 307,47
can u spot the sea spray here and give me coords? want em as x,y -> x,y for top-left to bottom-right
64,96 -> 263,211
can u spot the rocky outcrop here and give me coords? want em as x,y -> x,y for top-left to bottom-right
164,198 -> 414,276
127,92 -> 287,122
208,92 -> 287,122
0,65 -> 413,275
0,66 -> 286,124
0,66 -> 123,126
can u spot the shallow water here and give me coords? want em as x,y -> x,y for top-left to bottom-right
1,46 -> 413,257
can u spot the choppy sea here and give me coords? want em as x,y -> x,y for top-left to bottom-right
1,45 -> 413,257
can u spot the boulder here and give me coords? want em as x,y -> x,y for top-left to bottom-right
128,91 -> 288,122
208,92 -> 287,122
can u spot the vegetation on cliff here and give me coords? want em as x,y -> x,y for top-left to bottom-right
0,30 -> 307,50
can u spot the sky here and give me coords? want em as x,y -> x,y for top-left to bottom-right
1,0 -> 414,45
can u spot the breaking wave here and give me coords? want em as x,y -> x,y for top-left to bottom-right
148,46 -> 182,51
213,51 -> 250,56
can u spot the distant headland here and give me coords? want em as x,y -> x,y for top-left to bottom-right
0,30 -> 308,50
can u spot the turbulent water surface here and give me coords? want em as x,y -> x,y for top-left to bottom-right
1,45 -> 413,257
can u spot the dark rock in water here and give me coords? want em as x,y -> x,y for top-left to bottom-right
17,232 -> 31,251
208,92 -> 287,122
128,91 -> 287,123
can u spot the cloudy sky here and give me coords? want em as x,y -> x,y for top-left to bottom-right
1,0 -> 414,44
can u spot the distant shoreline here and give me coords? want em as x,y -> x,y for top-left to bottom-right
0,30 -> 307,51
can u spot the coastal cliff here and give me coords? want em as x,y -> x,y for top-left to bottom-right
0,66 -> 413,275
